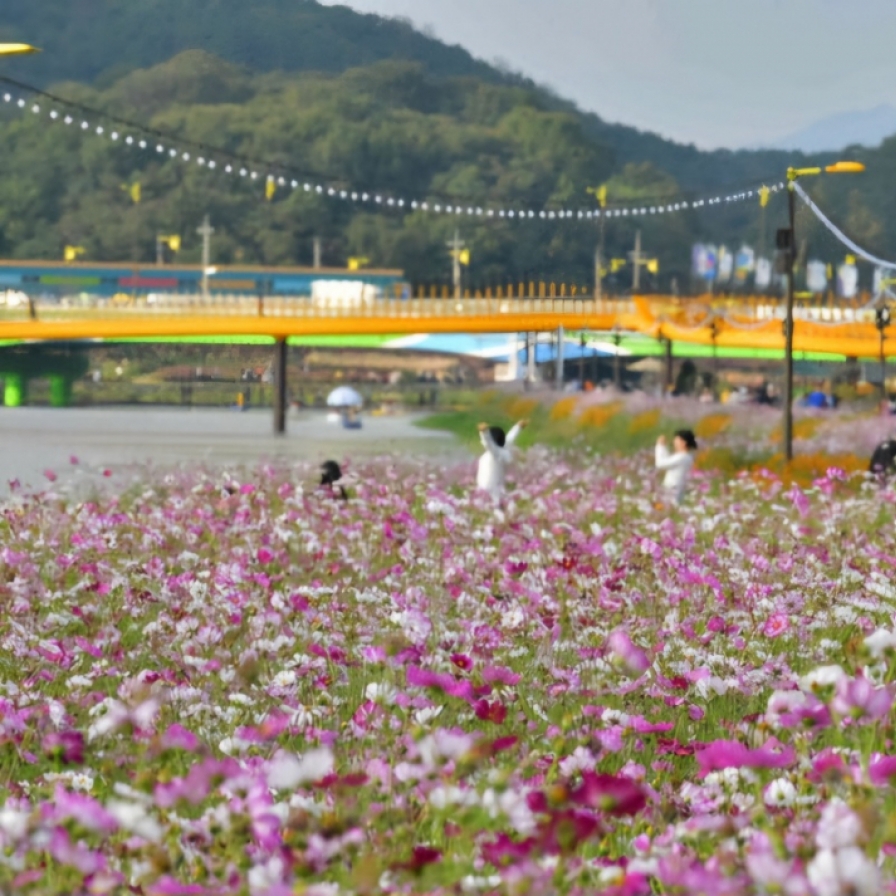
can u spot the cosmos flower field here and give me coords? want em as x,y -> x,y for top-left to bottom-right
2,445 -> 896,895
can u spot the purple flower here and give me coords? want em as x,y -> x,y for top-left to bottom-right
607,630 -> 651,677
832,676 -> 894,722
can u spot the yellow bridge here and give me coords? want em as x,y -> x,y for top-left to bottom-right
2,292 -> 894,358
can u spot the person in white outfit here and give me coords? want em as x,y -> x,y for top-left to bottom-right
655,429 -> 697,505
476,420 -> 528,499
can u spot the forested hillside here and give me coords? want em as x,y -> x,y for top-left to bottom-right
0,1 -> 890,288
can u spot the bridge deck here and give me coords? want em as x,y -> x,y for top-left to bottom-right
1,295 -> 894,356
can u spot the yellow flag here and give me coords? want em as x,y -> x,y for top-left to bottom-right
597,185 -> 608,208
826,264 -> 833,279
64,246 -> 85,262
459,249 -> 471,266
610,258 -> 627,273
130,182 -> 141,204
348,257 -> 370,271
759,186 -> 771,208
265,178 -> 276,201
646,259 -> 659,275
845,254 -> 856,266
167,235 -> 182,253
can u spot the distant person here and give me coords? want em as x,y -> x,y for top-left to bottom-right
869,437 -> 896,481
320,460 -> 348,501
655,429 -> 698,506
476,419 -> 528,500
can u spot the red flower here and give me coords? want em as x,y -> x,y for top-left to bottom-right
474,700 -> 508,724
395,845 -> 442,872
571,772 -> 647,816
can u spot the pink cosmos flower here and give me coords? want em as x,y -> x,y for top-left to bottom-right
832,676 -> 894,722
696,739 -> 796,777
763,614 -> 790,638
607,630 -> 651,677
869,754 -> 896,786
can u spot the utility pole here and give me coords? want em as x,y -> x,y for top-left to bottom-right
783,186 -> 796,461
197,215 -> 215,299
313,237 -> 322,270
447,230 -> 466,300
877,305 -> 891,406
629,230 -> 647,292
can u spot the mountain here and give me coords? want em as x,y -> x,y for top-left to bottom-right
769,105 -> 896,154
0,0 -> 810,194
0,1 -> 887,287
0,0 -> 510,89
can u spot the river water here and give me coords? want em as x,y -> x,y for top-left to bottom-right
0,406 -> 467,493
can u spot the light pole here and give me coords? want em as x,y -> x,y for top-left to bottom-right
782,161 -> 865,460
0,44 -> 39,56
876,304 -> 891,406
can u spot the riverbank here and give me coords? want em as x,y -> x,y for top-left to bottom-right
0,406 -> 467,492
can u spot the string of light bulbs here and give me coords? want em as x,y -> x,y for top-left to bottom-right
0,78 -> 786,222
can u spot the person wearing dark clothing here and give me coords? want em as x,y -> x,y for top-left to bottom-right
320,460 -> 348,501
869,438 -> 896,480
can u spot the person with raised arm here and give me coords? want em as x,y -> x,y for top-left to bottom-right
476,419 -> 528,500
655,429 -> 698,505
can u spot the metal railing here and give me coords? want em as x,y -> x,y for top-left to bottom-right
0,294 -> 636,323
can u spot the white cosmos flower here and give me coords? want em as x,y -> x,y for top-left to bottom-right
863,628 -> 896,659
267,748 -> 334,790
106,800 -> 162,842
414,706 -> 443,726
807,847 -> 879,896
816,799 -> 865,850
271,670 -> 297,688
799,665 -> 847,694
364,682 -> 397,704
764,777 -> 797,808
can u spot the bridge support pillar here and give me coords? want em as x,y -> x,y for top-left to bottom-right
49,375 -> 74,408
273,338 -> 288,435
555,326 -> 564,390
526,333 -> 536,386
3,374 -> 26,408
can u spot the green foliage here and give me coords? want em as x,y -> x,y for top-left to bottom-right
0,0 -> 888,284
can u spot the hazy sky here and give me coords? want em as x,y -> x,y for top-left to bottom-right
321,0 -> 896,150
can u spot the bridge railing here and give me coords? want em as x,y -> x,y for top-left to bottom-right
0,294 -> 636,323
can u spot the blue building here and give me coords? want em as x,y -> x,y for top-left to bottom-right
0,260 -> 409,300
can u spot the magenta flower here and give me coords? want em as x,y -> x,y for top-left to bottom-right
42,730 -> 85,765
762,614 -> 789,638
571,772 -> 647,816
696,739 -> 796,777
869,754 -> 896,786
161,724 -> 200,752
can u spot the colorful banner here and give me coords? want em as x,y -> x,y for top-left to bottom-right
734,246 -> 755,285
837,261 -> 859,299
692,244 -> 717,281
717,246 -> 733,283
806,260 -> 828,294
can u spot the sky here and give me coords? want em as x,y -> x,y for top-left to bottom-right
320,0 -> 896,150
